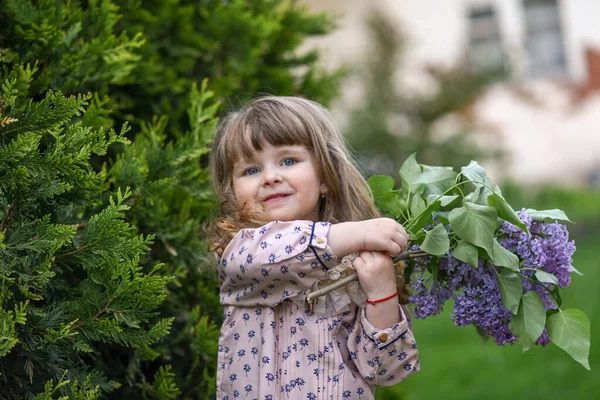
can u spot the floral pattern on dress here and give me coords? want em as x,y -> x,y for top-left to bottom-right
217,220 -> 419,400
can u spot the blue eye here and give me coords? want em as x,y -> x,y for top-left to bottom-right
282,158 -> 296,166
245,167 -> 260,175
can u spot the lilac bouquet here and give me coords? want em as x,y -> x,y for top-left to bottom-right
368,154 -> 590,369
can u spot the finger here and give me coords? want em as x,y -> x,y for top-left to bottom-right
396,225 -> 409,241
358,250 -> 375,262
352,254 -> 365,269
372,251 -> 392,262
396,232 -> 408,252
386,242 -> 402,257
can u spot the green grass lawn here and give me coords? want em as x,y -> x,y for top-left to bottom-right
377,228 -> 600,400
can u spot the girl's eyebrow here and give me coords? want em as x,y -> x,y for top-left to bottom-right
233,160 -> 253,173
273,145 -> 309,156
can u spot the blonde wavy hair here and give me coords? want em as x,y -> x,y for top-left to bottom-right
206,96 -> 410,304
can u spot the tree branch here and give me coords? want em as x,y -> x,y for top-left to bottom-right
306,249 -> 429,303
72,298 -> 114,329
54,245 -> 88,262
0,202 -> 17,233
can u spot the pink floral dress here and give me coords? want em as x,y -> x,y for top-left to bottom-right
217,220 -> 419,400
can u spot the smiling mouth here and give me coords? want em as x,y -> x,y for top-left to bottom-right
263,194 -> 290,202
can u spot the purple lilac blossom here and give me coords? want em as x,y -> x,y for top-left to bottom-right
448,262 -> 517,345
408,210 -> 574,347
408,274 -> 452,319
500,209 -> 575,310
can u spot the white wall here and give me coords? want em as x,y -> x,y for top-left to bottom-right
301,0 -> 600,185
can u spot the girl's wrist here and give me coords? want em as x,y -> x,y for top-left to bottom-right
366,291 -> 398,305
364,281 -> 398,300
365,295 -> 402,328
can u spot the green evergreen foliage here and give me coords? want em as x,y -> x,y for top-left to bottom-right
0,0 -> 144,129
1,0 -> 341,134
0,63 -> 172,397
32,373 -> 100,400
106,82 -> 222,399
346,9 -> 503,178
111,0 -> 343,134
1,0 -> 340,398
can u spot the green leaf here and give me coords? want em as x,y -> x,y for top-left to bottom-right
435,211 -> 450,225
525,209 -> 572,224
412,165 -> 457,197
489,239 -> 520,271
547,308 -> 591,370
420,224 -> 450,256
452,240 -> 478,267
569,265 -> 584,276
369,176 -> 405,217
368,175 -> 395,194
497,270 -> 523,315
488,193 -> 529,233
464,178 -> 494,205
449,202 -> 497,255
399,153 -> 422,188
460,160 -> 488,184
509,291 -> 546,352
409,193 -> 426,218
427,194 -> 459,207
381,193 -> 406,218
408,200 -> 441,234
535,270 -> 559,286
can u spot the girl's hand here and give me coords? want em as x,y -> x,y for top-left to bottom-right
359,218 -> 409,256
352,251 -> 397,299
328,218 -> 409,258
352,251 -> 402,328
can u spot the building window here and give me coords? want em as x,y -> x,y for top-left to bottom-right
523,0 -> 566,77
467,6 -> 505,72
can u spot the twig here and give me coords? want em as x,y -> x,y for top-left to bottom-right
54,245 -> 88,262
306,250 -> 430,302
0,202 -> 17,233
93,298 -> 113,321
73,298 -> 114,329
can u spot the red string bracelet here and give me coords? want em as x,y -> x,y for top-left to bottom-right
366,291 -> 398,305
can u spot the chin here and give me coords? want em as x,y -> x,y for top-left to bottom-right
268,213 -> 294,222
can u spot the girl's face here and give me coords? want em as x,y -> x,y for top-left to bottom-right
232,143 -> 327,222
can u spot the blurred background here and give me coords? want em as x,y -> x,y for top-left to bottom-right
297,0 -> 600,398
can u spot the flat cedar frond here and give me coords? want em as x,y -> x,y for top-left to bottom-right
0,302 -> 28,357
2,91 -> 91,138
1,117 -> 18,126
1,63 -> 37,109
152,365 -> 180,400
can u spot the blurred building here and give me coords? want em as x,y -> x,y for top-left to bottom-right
301,0 -> 600,186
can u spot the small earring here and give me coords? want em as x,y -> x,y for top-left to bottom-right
320,194 -> 326,200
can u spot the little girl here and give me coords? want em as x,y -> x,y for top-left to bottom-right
207,96 -> 419,400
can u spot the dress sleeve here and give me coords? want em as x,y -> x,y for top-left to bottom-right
219,220 -> 340,307
345,305 -> 420,386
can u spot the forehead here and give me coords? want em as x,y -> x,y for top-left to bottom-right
222,117 -> 313,169
236,143 -> 311,161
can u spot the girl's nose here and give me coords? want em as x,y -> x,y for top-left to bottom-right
262,166 -> 282,186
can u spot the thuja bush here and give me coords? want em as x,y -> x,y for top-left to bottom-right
0,0 -> 341,134
1,1 -> 342,398
0,0 -> 145,131
0,64 -> 173,397
106,81 -> 222,399
0,67 -> 221,400
111,0 -> 343,134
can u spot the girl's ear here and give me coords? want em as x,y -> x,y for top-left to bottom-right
320,183 -> 328,195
